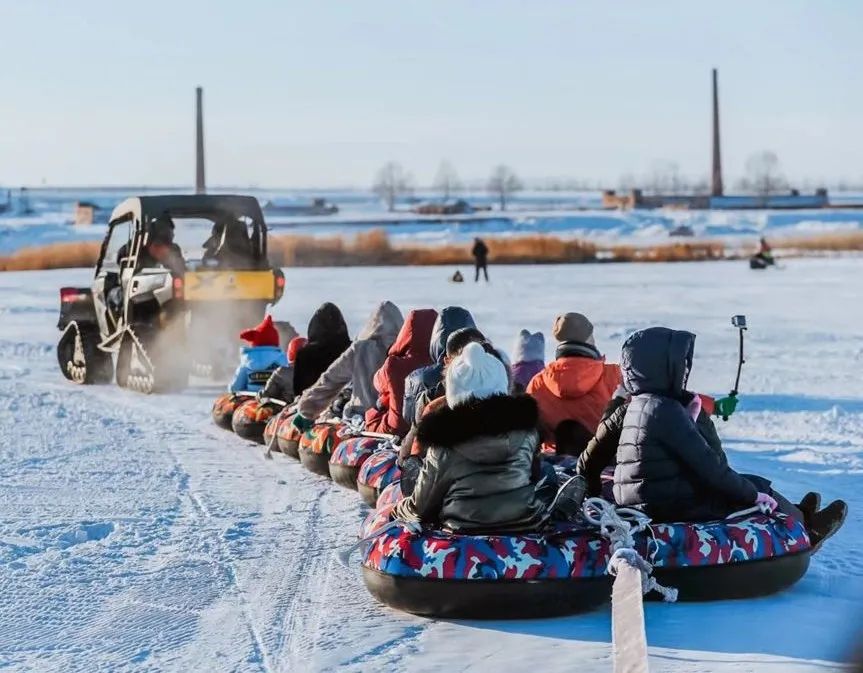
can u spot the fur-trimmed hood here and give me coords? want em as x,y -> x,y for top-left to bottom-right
416,394 -> 539,463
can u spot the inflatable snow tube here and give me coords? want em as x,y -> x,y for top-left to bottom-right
357,449 -> 402,507
360,508 -> 811,619
212,393 -> 253,430
328,436 -> 383,491
232,399 -> 277,444
298,423 -> 345,478
277,412 -> 302,459
376,480 -> 404,509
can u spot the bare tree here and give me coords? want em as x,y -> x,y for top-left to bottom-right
373,161 -> 412,212
487,165 -> 523,211
740,151 -> 788,197
433,160 -> 462,202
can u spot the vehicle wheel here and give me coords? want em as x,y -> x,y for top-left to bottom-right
117,325 -> 189,394
57,322 -> 113,385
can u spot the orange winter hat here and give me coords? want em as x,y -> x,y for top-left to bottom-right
240,314 -> 281,348
287,336 -> 308,363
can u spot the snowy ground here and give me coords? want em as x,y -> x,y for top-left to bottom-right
0,258 -> 861,672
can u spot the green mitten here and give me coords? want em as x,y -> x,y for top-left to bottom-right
714,395 -> 739,420
291,413 -> 314,432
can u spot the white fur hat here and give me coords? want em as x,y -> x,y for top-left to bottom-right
445,341 -> 509,408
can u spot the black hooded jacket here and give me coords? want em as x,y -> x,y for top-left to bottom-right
292,303 -> 351,396
613,327 -> 757,522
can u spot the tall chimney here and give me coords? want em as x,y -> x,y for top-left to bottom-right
711,68 -> 723,197
195,87 -> 206,194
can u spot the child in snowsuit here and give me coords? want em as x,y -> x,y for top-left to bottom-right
511,329 -> 545,393
258,336 -> 308,403
526,313 -> 620,454
393,342 -> 544,533
228,315 -> 288,393
365,309 -> 438,436
292,301 -> 404,430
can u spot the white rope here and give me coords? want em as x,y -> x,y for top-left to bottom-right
725,502 -> 772,520
335,518 -> 422,569
582,497 -> 678,603
581,497 -> 676,673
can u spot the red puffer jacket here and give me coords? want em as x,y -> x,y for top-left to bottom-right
365,309 -> 438,435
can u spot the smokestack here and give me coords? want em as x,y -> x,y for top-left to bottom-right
711,68 -> 723,197
195,87 -> 206,194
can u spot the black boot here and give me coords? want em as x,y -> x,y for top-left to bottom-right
797,492 -> 821,525
808,500 -> 848,554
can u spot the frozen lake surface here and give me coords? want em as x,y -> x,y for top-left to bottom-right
0,258 -> 861,671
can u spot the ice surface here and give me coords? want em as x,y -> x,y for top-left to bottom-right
2,188 -> 863,254
0,258 -> 861,672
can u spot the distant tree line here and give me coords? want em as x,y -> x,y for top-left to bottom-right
372,151 -> 832,211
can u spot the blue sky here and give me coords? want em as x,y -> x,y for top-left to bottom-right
1,1 -> 861,188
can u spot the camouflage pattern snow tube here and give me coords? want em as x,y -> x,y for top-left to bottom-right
360,506 -> 811,619
276,411 -> 302,458
232,399 -> 277,444
298,423 -> 345,478
328,436 -> 384,491
357,449 -> 402,507
212,393 -> 253,430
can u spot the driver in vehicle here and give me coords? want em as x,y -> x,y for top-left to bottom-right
201,216 -> 255,268
108,215 -> 186,323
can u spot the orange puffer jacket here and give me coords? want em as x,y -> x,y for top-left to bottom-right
526,356 -> 621,446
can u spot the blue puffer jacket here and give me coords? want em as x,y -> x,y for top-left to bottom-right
614,327 -> 757,522
401,307 -> 476,424
229,346 -> 288,393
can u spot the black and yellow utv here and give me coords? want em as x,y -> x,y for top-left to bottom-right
56,195 -> 285,393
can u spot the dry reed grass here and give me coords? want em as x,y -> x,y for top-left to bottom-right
1,228 -> 861,272
0,241 -> 101,271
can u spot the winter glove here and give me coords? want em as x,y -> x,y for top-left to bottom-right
755,492 -> 778,513
291,413 -> 314,432
714,394 -> 739,421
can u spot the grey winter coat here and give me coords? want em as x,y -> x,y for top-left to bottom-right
394,395 -> 545,533
613,327 -> 757,521
298,301 -> 403,420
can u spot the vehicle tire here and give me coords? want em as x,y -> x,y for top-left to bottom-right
57,322 -> 113,385
116,325 -> 189,394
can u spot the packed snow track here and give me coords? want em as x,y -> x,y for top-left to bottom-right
1,259 -> 861,672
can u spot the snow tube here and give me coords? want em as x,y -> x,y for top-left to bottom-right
357,449 -> 402,506
750,255 -> 769,270
360,507 -> 811,619
232,399 -> 277,444
277,412 -> 302,459
298,423 -> 345,478
328,436 -> 383,491
376,480 -> 404,509
212,393 -> 253,430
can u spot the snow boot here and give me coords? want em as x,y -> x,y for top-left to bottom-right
797,491 -> 821,525
548,475 -> 588,522
807,500 -> 848,554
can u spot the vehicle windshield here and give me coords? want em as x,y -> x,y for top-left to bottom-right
166,215 -> 261,270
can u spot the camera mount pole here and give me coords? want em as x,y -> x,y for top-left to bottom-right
731,323 -> 746,397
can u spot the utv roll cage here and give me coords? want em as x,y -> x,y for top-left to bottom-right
98,195 -> 269,274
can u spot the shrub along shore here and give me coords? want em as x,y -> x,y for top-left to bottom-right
1,229 -> 862,272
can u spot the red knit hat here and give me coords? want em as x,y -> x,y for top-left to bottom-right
287,336 -> 308,363
240,314 -> 280,347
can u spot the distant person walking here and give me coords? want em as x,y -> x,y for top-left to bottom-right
472,237 -> 489,282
